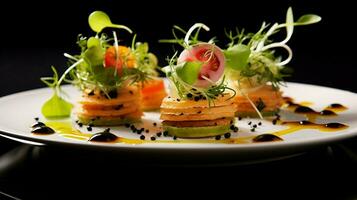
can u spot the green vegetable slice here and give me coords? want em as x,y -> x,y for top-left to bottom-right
41,93 -> 73,119
163,124 -> 230,138
224,44 -> 251,70
176,61 -> 203,85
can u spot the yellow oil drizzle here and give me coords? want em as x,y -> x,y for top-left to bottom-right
45,121 -> 91,140
45,121 -> 254,144
44,116 -> 349,145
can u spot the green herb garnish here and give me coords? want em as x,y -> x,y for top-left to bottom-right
224,7 -> 321,89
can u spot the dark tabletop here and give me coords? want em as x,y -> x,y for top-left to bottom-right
1,0 -> 356,199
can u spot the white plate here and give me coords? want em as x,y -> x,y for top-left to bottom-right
0,82 -> 357,164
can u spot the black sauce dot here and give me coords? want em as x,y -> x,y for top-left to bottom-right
150,136 -> 156,141
258,122 -> 262,126
224,133 -> 231,139
253,124 -> 257,128
140,135 -> 145,140
253,134 -> 283,142
320,110 -> 336,116
34,117 -> 39,121
295,106 -> 315,114
31,122 -> 45,128
248,121 -> 252,125
88,130 -> 117,142
87,126 -> 93,131
31,126 -> 55,134
325,123 -> 346,129
215,135 -> 221,140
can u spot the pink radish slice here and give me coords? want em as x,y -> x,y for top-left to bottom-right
177,43 -> 225,88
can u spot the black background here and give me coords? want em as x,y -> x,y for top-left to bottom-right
1,0 -> 357,199
0,0 -> 355,96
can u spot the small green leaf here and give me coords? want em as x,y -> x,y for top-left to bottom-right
41,93 -> 73,119
176,61 -> 203,85
295,14 -> 322,26
135,42 -> 149,53
88,11 -> 132,34
84,37 -> 104,67
87,37 -> 100,48
224,44 -> 251,70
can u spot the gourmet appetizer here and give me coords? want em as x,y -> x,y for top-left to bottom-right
160,23 -> 236,138
223,7 -> 321,118
41,11 -> 158,125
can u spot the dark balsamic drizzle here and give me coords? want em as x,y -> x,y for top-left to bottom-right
31,122 -> 55,135
88,128 -> 118,142
252,134 -> 283,142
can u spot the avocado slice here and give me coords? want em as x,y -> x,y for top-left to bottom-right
163,124 -> 230,138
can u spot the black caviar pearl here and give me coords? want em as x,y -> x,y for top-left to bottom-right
272,119 -> 278,125
224,133 -> 231,139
